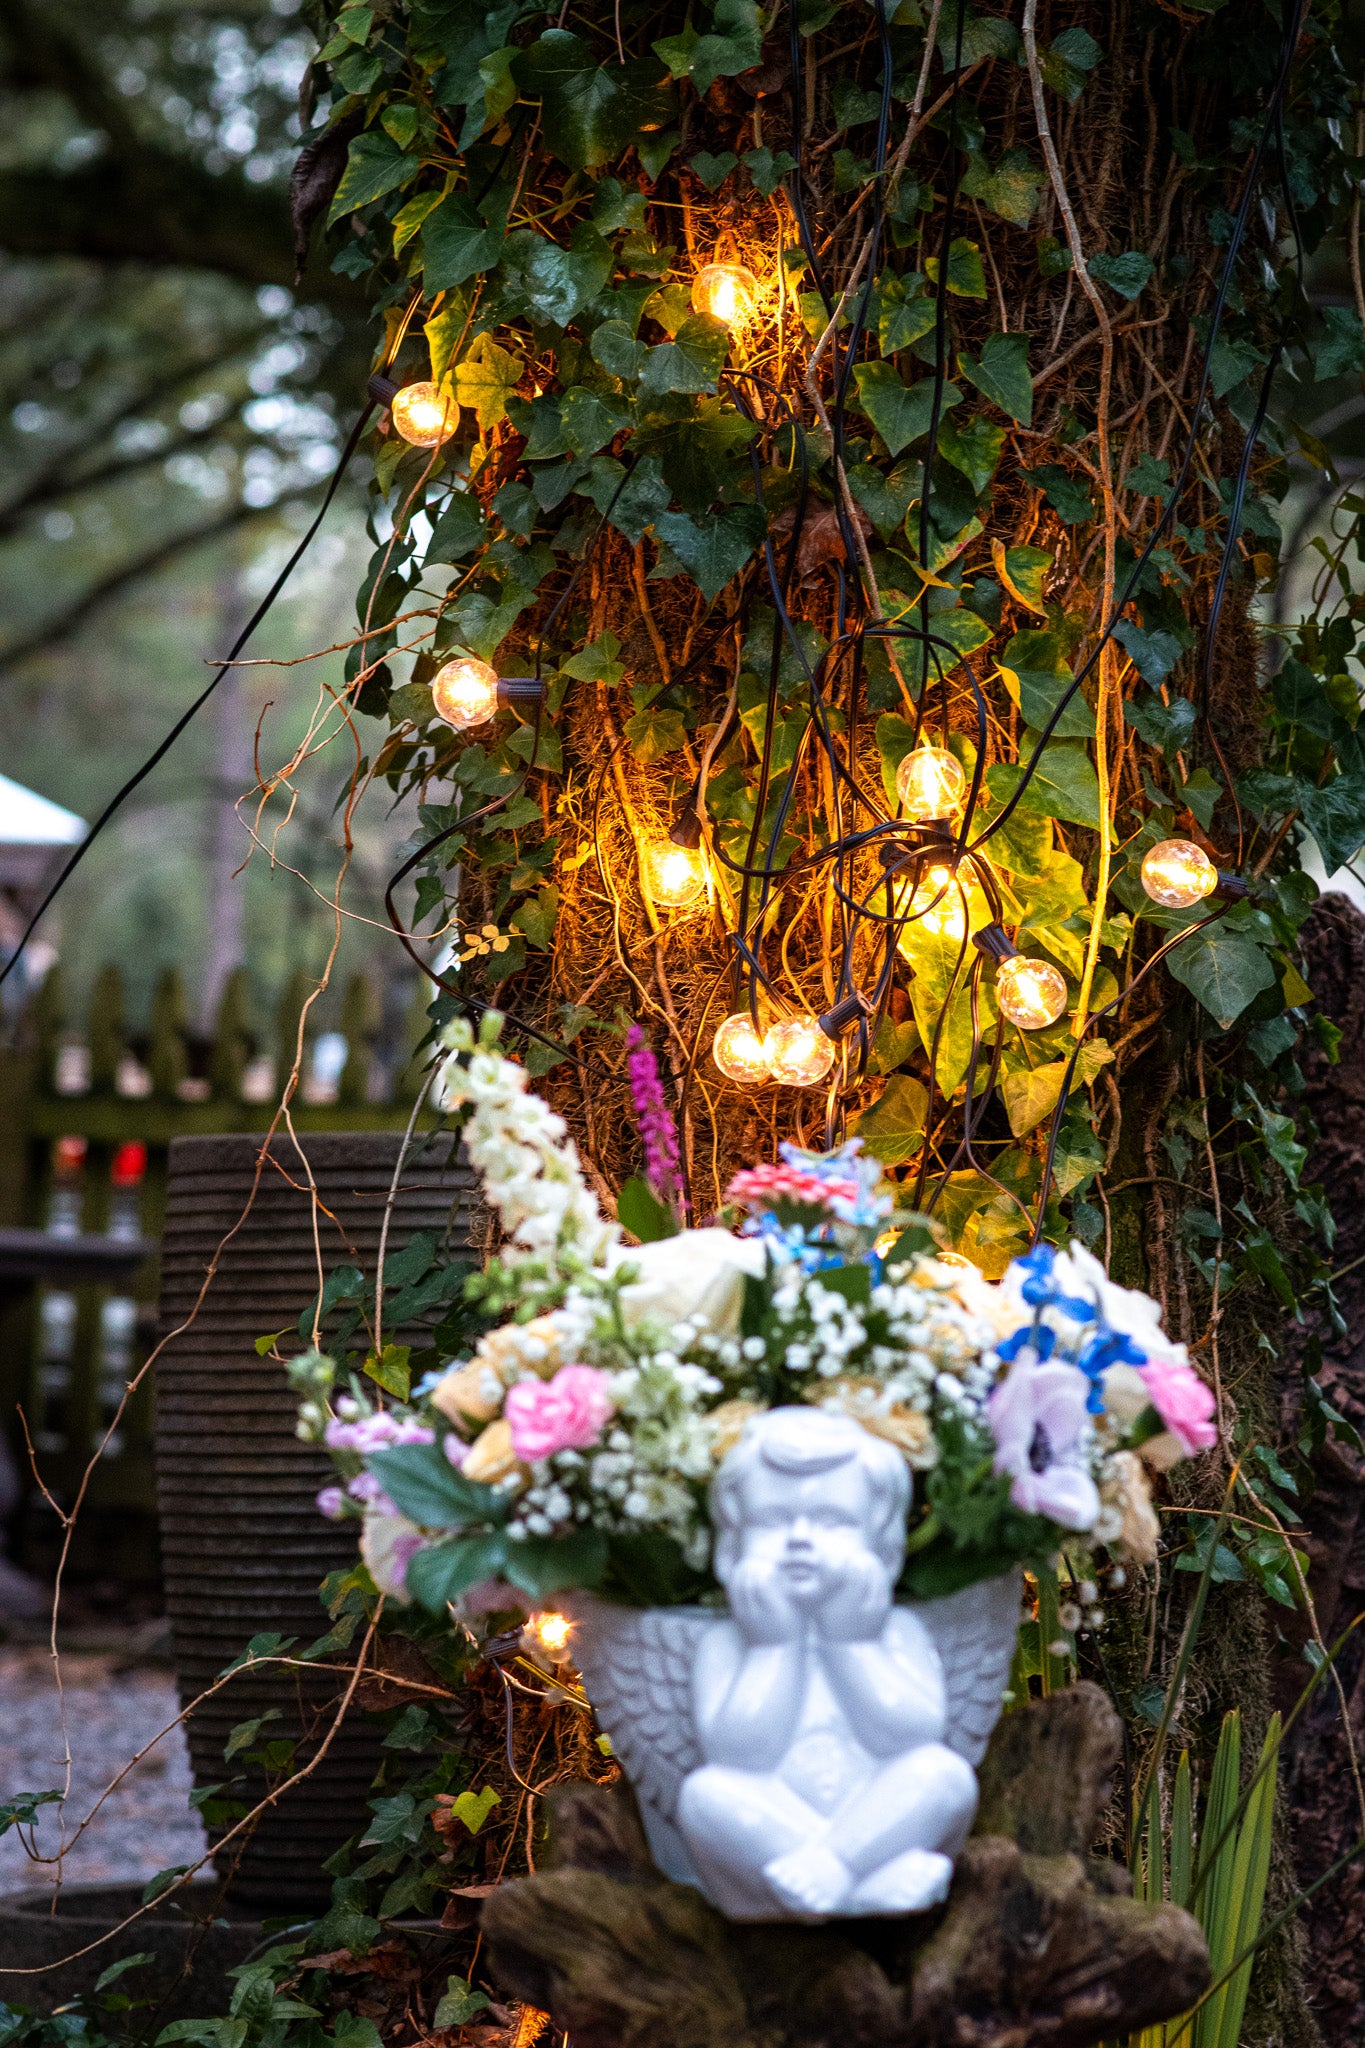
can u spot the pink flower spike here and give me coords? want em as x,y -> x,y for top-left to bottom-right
504,1364 -> 615,1462
1138,1357 -> 1218,1456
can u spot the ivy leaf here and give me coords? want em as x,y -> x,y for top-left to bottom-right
743,145 -> 795,196
987,739 -> 1101,828
434,1978 -> 492,2028
1088,250 -> 1153,300
1208,332 -> 1264,398
654,0 -> 762,96
591,319 -> 648,380
580,453 -> 672,544
561,385 -> 629,456
1113,618 -> 1181,684
997,629 -> 1094,738
1001,1061 -> 1069,1138
853,363 -> 961,457
1041,25 -> 1103,100
511,885 -> 559,949
426,492 -> 487,564
878,278 -> 939,356
327,131 -> 418,226
959,147 -> 1046,227
639,314 -> 729,397
1124,691 -> 1197,761
623,702 -> 688,759
1296,772 -> 1365,873
1314,305 -> 1365,382
502,225 -> 612,327
851,1075 -> 930,1165
363,1344 -> 411,1400
419,193 -> 504,291
1024,463 -> 1093,523
517,31 -> 674,171
937,413 -> 1006,494
1164,927 -> 1276,1029
846,459 -> 919,539
658,398 -> 759,511
992,540 -> 1050,612
1178,768 -> 1221,832
652,505 -> 765,600
959,331 -> 1033,425
455,334 -> 523,432
690,150 -> 737,190
925,237 -> 988,298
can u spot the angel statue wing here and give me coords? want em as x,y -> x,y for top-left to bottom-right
562,1595 -> 713,1885
907,1567 -> 1023,1767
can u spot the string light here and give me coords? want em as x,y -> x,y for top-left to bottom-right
766,1015 -> 836,1087
692,263 -> 758,328
896,858 -> 982,942
995,954 -> 1068,1030
432,656 -> 500,730
1140,838 -> 1218,910
641,838 -> 707,908
529,1611 -> 572,1656
895,746 -> 966,822
389,380 -> 457,447
713,1012 -> 773,1085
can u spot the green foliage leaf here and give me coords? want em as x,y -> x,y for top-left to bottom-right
327,130 -> 418,226
925,237 -> 988,298
405,1530 -> 510,1609
426,491 -> 487,564
652,503 -> 765,599
502,1525 -> 608,1595
455,334 -> 523,431
435,1980 -> 493,2029
690,150 -> 737,189
1025,463 -> 1093,523
422,193 -> 504,290
1041,25 -> 1103,100
640,313 -> 729,396
617,1176 -> 680,1241
937,413 -> 1006,494
997,629 -> 1093,738
1088,250 -> 1153,299
958,331 -> 1033,424
366,1443 -> 510,1530
364,1344 -> 411,1399
654,0 -> 762,95
987,738 -> 1101,828
517,32 -> 674,171
591,318 -> 648,379
853,362 -> 961,456
446,1790 -> 501,1837
851,1074 -> 930,1164
1164,927 -> 1277,1028
959,148 -> 1045,226
1296,773 -> 1365,873
744,145 -> 796,195
846,459 -> 919,539
1113,618 -> 1181,684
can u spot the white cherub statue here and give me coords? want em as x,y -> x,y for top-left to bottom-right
569,1407 -> 1020,1923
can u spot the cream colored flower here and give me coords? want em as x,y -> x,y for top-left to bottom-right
431,1314 -> 571,1430
1100,1362 -> 1150,1436
1098,1450 -> 1159,1565
706,1399 -> 764,1461
360,1510 -> 425,1604
462,1417 -> 524,1485
606,1228 -> 767,1334
430,1358 -> 505,1428
817,1378 -> 937,1468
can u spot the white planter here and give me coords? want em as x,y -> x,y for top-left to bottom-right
565,1408 -> 1021,1923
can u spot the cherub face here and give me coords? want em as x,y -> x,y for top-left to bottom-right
733,1460 -> 884,1606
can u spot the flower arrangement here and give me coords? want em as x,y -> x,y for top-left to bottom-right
296,1016 -> 1217,1619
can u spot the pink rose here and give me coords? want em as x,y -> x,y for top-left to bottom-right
504,1364 -> 614,1462
1138,1357 -> 1218,1456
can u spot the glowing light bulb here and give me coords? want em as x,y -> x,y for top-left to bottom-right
641,839 -> 706,909
530,1611 -> 571,1656
996,954 -> 1068,1030
766,1015 -> 836,1088
895,746 -> 966,822
432,656 -> 499,731
713,1012 -> 773,1086
692,263 -> 759,328
389,380 -> 458,447
1140,838 -> 1218,910
896,858 -> 981,942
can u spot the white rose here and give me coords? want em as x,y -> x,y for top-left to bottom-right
607,1228 -> 768,1334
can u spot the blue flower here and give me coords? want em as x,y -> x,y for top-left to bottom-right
997,1319 -> 1057,1364
1074,1327 -> 1147,1412
1009,1243 -> 1097,1322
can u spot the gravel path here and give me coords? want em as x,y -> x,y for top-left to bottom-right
0,1648 -> 207,1898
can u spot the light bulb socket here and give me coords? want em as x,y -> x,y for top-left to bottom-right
973,923 -> 1019,964
878,820 -> 955,870
818,991 -> 873,1041
1214,872 -> 1249,902
368,372 -> 401,407
496,677 -> 545,714
668,798 -> 704,851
